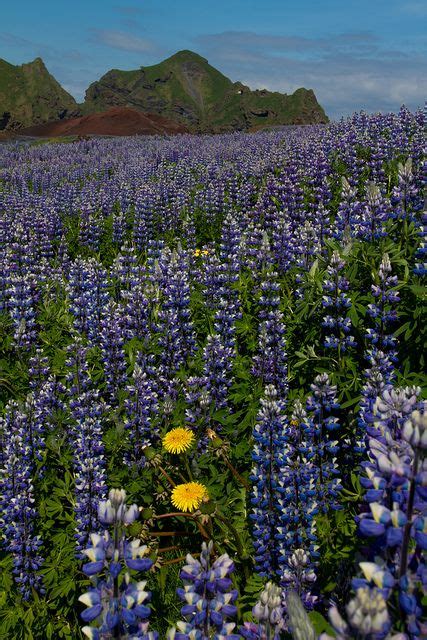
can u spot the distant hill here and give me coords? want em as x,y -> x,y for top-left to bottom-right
20,106 -> 189,137
0,57 -> 78,130
0,51 -> 328,135
83,50 -> 328,132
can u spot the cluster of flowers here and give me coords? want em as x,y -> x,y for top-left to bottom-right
0,105 -> 424,638
249,374 -> 341,608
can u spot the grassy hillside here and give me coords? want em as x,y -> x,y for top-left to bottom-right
0,51 -> 328,133
84,50 -> 328,131
0,57 -> 78,130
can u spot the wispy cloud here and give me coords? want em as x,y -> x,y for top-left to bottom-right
198,30 -> 380,55
399,2 -> 427,16
90,29 -> 156,53
0,31 -> 84,63
114,5 -> 145,16
194,30 -> 427,118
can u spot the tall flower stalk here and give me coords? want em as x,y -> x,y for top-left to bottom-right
168,541 -> 238,639
357,391 -> 426,638
79,489 -> 157,640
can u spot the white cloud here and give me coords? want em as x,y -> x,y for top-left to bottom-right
90,29 -> 155,53
399,2 -> 427,16
194,30 -> 427,118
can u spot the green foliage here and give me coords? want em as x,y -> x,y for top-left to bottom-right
0,132 -> 425,638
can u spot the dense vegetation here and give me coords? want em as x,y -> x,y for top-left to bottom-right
0,107 -> 425,639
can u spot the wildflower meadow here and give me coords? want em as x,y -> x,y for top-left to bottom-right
0,106 -> 426,639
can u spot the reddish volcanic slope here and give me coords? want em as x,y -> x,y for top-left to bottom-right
20,107 -> 188,137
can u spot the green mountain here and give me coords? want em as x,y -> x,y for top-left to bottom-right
0,57 -> 78,130
83,50 -> 328,131
0,51 -> 328,134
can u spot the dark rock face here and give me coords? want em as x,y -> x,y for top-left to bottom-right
0,112 -> 12,131
250,109 -> 270,117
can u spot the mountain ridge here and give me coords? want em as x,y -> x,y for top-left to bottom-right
0,50 -> 328,134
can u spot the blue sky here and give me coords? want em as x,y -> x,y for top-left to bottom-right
1,0 -> 426,119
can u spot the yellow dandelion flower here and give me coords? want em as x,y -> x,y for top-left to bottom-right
162,427 -> 195,454
171,482 -> 208,512
194,249 -> 201,257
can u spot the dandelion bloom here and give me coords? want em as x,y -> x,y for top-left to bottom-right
162,427 -> 195,454
171,482 -> 208,512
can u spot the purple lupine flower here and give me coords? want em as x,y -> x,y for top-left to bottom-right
365,254 -> 399,363
72,414 -> 108,555
111,242 -> 142,297
334,177 -> 361,242
319,586 -> 405,640
169,541 -> 238,638
391,158 -> 420,221
124,363 -> 159,468
67,257 -> 110,344
357,349 -> 395,453
240,582 -> 286,640
275,399 -> 319,607
65,337 -> 92,397
152,246 -> 197,400
184,376 -> 208,418
413,210 -> 426,277
7,272 -> 38,348
250,385 -> 289,578
357,394 -> 426,638
321,251 -> 356,356
28,349 -> 50,391
306,374 -> 342,512
203,333 -> 234,412
294,221 -> 321,276
0,402 -> 44,599
214,297 -> 241,351
99,301 -> 127,401
79,489 -> 157,640
78,203 -> 102,252
271,213 -> 294,275
358,181 -> 390,241
252,270 -> 288,397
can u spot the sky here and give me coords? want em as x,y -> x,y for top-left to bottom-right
1,0 -> 426,119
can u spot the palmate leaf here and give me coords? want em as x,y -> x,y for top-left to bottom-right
308,611 -> 335,636
237,573 -> 265,621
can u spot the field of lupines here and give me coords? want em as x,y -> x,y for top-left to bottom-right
0,106 -> 426,640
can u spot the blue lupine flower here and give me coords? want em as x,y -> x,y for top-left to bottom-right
306,374 -> 342,512
357,393 -> 426,638
250,385 -> 288,578
365,254 -> 399,365
0,401 -> 44,599
124,363 -> 159,468
321,251 -> 356,355
79,489 -> 157,640
169,541 -> 238,638
252,270 -> 288,397
240,582 -> 286,640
